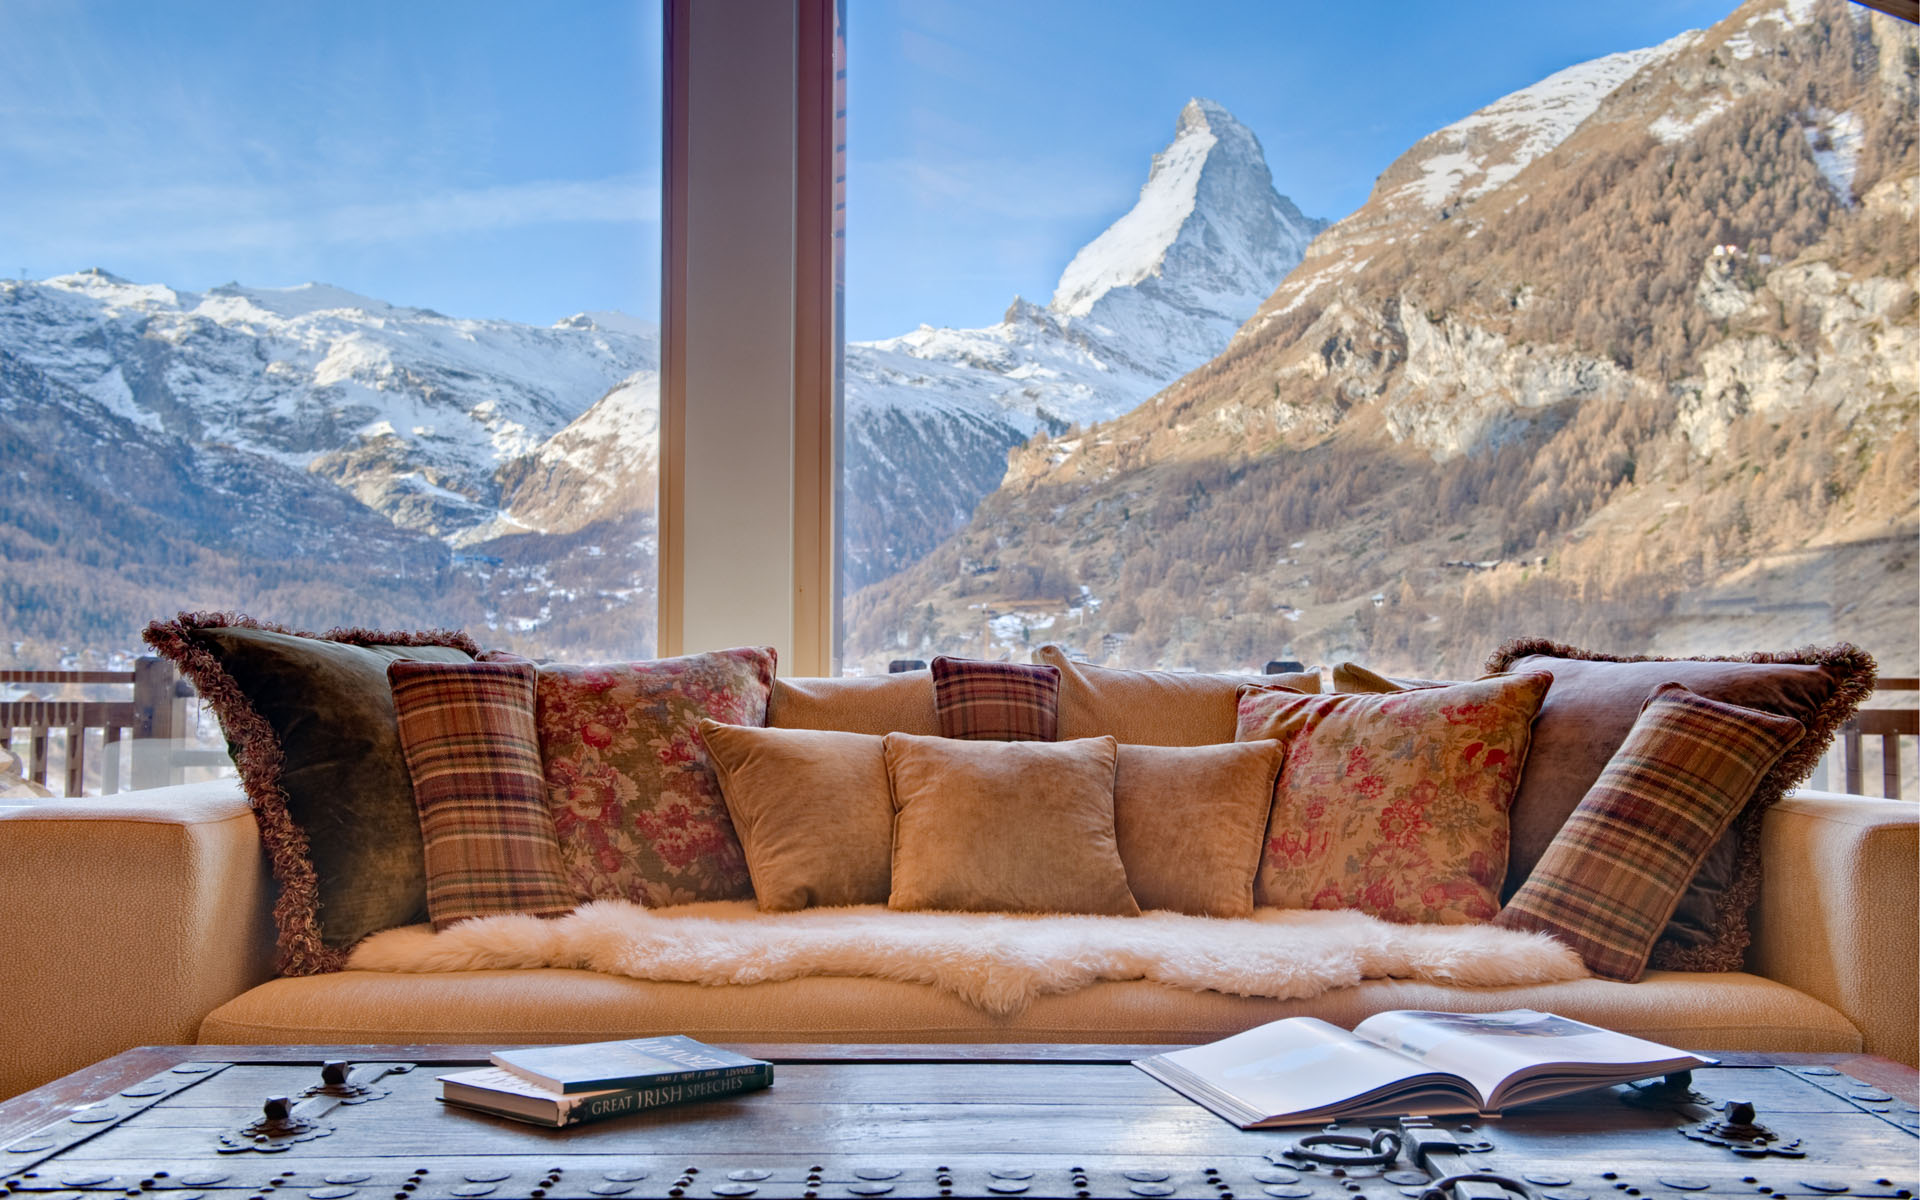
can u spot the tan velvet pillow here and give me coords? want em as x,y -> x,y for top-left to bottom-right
1032,644 -> 1319,745
699,721 -> 892,911
1331,663 -> 1457,693
769,670 -> 939,736
882,732 -> 1138,916
1113,740 -> 1284,917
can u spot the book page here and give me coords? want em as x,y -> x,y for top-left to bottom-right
441,1067 -> 584,1101
1352,1009 -> 1703,1108
1147,1017 -> 1461,1122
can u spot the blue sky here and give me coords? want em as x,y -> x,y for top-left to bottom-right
846,0 -> 1739,339
0,1 -> 1736,333
0,1 -> 662,325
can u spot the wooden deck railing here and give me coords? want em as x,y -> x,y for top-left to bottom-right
1836,676 -> 1919,800
0,658 -> 229,797
6,658 -> 1915,800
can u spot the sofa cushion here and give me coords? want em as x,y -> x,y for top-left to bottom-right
1034,644 -> 1319,745
700,721 -> 892,910
1496,685 -> 1804,981
770,670 -> 939,736
536,648 -> 776,907
1113,741 -> 1283,918
387,660 -> 572,930
1236,673 -> 1554,924
142,612 -> 479,975
931,656 -> 1061,741
884,732 -> 1138,916
1485,639 -> 1875,972
198,968 -> 1862,1055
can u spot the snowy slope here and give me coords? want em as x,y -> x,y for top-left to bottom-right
1390,31 -> 1702,211
476,368 -> 661,543
1248,23 -> 1709,348
0,271 -> 656,537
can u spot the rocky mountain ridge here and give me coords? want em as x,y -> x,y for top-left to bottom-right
845,0 -> 1918,679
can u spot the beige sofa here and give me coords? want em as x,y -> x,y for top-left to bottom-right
1,778 -> 1913,1102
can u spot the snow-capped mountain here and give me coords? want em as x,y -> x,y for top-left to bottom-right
1376,32 -> 1702,217
841,98 -> 1325,588
482,367 -> 660,544
0,271 -> 656,538
1050,98 -> 1324,375
844,0 -> 1918,684
0,271 -> 664,658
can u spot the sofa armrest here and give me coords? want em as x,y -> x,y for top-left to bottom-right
1750,789 -> 1917,1067
0,780 -> 275,1100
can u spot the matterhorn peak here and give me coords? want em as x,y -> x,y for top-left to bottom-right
1173,96 -> 1237,140
1048,98 -> 1320,323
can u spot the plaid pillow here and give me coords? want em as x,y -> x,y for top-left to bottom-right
388,660 -> 573,930
1494,683 -> 1803,981
1485,638 -> 1872,972
931,656 -> 1061,741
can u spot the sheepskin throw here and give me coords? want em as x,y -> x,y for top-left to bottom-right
348,901 -> 1587,1016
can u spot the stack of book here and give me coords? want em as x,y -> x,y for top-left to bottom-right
438,1035 -> 773,1128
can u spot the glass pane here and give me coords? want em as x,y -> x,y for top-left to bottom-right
0,1 -> 661,791
840,1 -> 1918,699
0,2 -> 661,660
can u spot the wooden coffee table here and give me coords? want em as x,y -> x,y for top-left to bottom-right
2,1044 -> 1914,1200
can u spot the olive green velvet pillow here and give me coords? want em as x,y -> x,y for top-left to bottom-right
144,613 -> 479,975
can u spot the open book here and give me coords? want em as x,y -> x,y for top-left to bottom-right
1137,1009 -> 1711,1128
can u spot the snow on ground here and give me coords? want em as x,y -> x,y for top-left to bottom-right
1804,109 -> 1865,204
11,271 -> 656,472
1652,101 -> 1730,145
989,612 -> 1056,643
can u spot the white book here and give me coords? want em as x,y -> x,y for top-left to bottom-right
1136,1009 -> 1711,1128
438,1063 -> 770,1128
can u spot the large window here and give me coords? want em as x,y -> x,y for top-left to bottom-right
0,1 -> 663,670
836,0 -> 1919,702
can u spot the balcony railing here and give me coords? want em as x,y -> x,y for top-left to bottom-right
1,658 -> 230,797
1835,677 -> 1918,800
2,661 -> 1912,800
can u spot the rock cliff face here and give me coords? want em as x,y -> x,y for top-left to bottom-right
840,98 -> 1324,589
846,0 -> 1918,679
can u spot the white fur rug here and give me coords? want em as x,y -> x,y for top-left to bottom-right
349,902 -> 1586,1016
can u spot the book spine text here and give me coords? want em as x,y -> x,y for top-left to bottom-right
558,1065 -> 772,1126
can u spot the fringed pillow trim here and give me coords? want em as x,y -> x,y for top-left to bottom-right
142,611 -> 479,976
1485,637 -> 1877,972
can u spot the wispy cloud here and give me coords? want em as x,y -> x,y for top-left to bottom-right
7,175 -> 660,262
859,155 -> 1130,225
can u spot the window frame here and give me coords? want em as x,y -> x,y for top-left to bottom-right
659,0 -> 841,676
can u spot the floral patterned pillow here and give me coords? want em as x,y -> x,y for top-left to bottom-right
536,647 -> 776,906
1235,672 -> 1553,924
